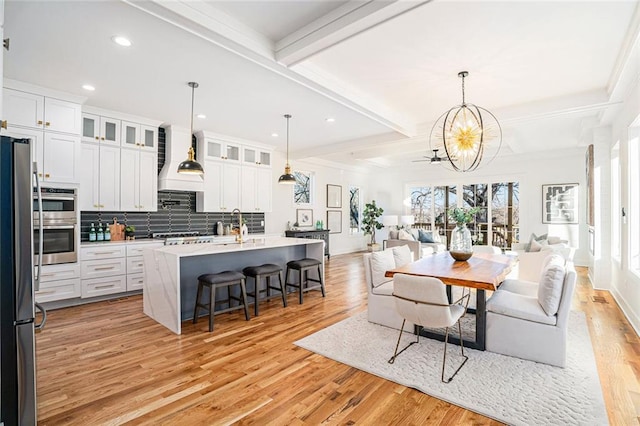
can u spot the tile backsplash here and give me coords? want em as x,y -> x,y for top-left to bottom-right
80,128 -> 265,241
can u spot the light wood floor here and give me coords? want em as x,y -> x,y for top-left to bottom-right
35,252 -> 640,425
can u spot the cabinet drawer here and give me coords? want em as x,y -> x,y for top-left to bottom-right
127,256 -> 145,275
35,278 -> 81,303
81,245 -> 126,260
127,273 -> 145,292
126,243 -> 163,257
39,263 -> 80,282
81,258 -> 126,279
82,275 -> 126,298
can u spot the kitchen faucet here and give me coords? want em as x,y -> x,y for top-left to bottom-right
231,209 -> 243,243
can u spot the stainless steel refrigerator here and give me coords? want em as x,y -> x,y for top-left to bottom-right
1,135 -> 45,425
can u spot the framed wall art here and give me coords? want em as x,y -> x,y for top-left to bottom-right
326,184 -> 342,208
327,210 -> 342,234
296,209 -> 313,227
542,183 -> 579,224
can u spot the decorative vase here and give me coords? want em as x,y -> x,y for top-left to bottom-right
449,223 -> 473,261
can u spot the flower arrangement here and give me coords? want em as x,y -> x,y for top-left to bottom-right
448,207 -> 480,226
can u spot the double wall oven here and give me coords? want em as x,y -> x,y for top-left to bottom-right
33,187 -> 78,265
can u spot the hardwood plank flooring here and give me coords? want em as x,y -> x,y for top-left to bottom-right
34,252 -> 639,425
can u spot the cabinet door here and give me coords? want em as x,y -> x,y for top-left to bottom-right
140,125 -> 157,151
205,138 -> 223,160
137,151 -> 157,211
43,133 -> 80,183
196,160 -> 222,212
121,121 -> 140,149
79,143 -> 100,211
120,149 -> 139,211
222,163 -> 241,211
243,146 -> 257,165
44,97 -> 81,134
1,127 -> 43,176
82,113 -> 100,143
225,142 -> 241,162
100,116 -> 121,146
257,168 -> 272,212
99,145 -> 121,211
240,166 -> 257,211
259,150 -> 271,167
3,88 -> 44,129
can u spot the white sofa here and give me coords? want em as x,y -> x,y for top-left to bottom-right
507,241 -> 575,282
486,258 -> 577,367
385,228 -> 446,258
363,247 -> 414,331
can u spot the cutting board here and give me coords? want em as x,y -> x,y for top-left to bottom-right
109,218 -> 125,241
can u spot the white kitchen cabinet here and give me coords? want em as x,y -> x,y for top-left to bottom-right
42,133 -> 80,184
121,121 -> 157,151
240,166 -> 272,212
120,148 -> 157,212
82,275 -> 127,298
204,137 -> 240,162
82,113 -> 120,146
256,168 -> 272,212
35,263 -> 81,303
2,88 -> 81,134
79,143 -> 120,211
81,257 -> 127,279
243,146 -> 271,167
196,160 -> 240,212
127,274 -> 145,292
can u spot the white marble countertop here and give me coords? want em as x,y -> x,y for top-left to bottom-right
153,236 -> 322,258
80,238 -> 164,247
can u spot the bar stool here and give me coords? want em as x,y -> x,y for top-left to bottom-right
243,264 -> 287,316
193,271 -> 250,332
284,258 -> 326,304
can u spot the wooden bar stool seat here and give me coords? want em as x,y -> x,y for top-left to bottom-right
285,258 -> 326,304
243,263 -> 287,316
193,271 -> 250,332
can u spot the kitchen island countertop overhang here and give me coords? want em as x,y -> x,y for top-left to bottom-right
142,236 -> 325,334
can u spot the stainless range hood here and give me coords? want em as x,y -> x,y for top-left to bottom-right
158,125 -> 204,192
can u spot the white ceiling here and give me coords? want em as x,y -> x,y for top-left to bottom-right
3,0 -> 639,168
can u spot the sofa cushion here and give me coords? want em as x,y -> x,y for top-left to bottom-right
499,279 -> 538,297
369,249 -> 396,288
525,233 -> 548,252
417,229 -> 435,243
392,244 -> 413,267
538,263 -> 566,316
389,229 -> 399,239
398,229 -> 415,241
487,290 -> 557,325
371,280 -> 394,296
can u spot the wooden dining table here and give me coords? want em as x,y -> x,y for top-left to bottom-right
385,251 -> 516,350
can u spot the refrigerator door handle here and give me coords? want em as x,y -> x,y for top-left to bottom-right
34,302 -> 47,330
33,162 -> 43,292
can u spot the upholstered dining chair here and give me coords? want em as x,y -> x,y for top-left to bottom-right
388,273 -> 470,383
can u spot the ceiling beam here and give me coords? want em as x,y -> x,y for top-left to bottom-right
275,0 -> 430,67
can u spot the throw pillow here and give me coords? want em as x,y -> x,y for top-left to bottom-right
398,229 -> 415,241
537,263 -> 566,316
417,229 -> 435,243
389,229 -> 399,240
539,253 -> 565,281
525,233 -> 548,252
547,236 -> 567,245
392,244 -> 413,267
529,239 -> 543,252
369,250 -> 396,288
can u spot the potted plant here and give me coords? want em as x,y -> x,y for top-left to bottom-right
447,207 -> 479,261
124,225 -> 136,240
362,200 -> 384,251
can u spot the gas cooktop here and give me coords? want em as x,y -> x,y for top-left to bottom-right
152,231 -> 216,245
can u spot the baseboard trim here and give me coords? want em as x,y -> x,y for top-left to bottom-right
609,287 -> 640,338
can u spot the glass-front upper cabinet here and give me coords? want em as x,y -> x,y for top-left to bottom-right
205,138 -> 240,162
243,146 -> 271,167
121,122 -> 156,151
141,125 -> 157,151
82,114 -> 120,146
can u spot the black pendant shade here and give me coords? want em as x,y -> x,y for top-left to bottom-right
278,114 -> 296,185
177,81 -> 204,175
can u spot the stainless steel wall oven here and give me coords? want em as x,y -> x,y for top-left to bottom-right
33,187 -> 77,265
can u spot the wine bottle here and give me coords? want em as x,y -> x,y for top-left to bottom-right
89,223 -> 97,242
104,225 -> 111,241
97,223 -> 104,241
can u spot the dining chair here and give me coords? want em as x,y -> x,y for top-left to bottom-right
388,273 -> 471,383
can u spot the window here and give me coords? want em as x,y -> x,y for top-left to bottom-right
463,184 -> 489,245
293,171 -> 313,204
612,142 -> 621,261
491,182 -> 519,248
629,131 -> 640,270
349,186 -> 361,233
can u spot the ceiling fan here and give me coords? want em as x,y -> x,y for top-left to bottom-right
412,149 -> 447,164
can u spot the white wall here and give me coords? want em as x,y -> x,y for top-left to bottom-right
265,151 -> 372,255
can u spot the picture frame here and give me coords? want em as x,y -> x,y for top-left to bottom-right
542,183 -> 579,224
326,184 -> 342,208
327,210 -> 342,234
296,209 -> 314,227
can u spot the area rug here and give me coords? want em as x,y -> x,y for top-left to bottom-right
295,311 -> 608,426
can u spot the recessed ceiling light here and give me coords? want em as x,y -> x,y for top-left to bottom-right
196,114 -> 206,119
271,133 -> 278,137
82,84 -> 95,91
112,36 -> 132,47
326,117 -> 335,123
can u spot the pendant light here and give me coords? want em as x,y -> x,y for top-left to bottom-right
278,114 -> 296,184
177,81 -> 204,175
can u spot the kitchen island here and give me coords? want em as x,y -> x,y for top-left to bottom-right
142,236 -> 324,334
